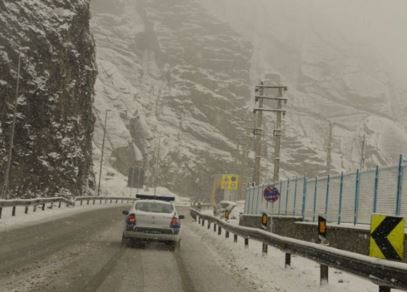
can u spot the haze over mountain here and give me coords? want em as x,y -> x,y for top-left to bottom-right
91,0 -> 407,197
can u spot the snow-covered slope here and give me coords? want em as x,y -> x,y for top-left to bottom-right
201,0 -> 407,176
90,0 -> 253,197
91,0 -> 407,198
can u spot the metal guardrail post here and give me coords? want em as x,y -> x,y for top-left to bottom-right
354,169 -> 360,225
324,175 -> 330,216
201,219 -> 204,226
0,207 -> 2,219
379,286 -> 391,292
396,154 -> 403,216
301,177 -> 307,220
225,230 -> 229,238
218,225 -> 222,235
42,203 -> 45,211
262,243 -> 268,255
207,221 -> 211,229
12,206 -> 16,216
25,205 -> 28,214
244,237 -> 249,247
338,172 -> 344,224
285,253 -> 291,268
285,178 -> 290,215
234,234 -> 238,243
320,264 -> 328,286
58,201 -> 61,208
293,177 -> 298,216
312,177 -> 318,222
373,166 -> 379,213
213,223 -> 217,232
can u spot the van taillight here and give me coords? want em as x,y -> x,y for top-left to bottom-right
127,214 -> 136,224
170,217 -> 180,228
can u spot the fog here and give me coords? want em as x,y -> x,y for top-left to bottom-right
202,0 -> 407,89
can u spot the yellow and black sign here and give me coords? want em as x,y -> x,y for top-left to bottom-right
369,214 -> 404,261
261,213 -> 268,227
220,174 -> 239,191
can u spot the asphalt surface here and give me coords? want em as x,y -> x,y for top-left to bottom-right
0,206 -> 255,292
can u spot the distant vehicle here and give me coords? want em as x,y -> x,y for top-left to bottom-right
213,200 -> 236,217
121,195 -> 184,250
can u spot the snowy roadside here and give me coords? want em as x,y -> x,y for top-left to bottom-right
189,218 -> 403,292
0,202 -> 130,233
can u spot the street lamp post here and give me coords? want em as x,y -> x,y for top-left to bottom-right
97,109 -> 110,196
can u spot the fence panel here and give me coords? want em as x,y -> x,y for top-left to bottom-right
327,174 -> 341,222
244,162 -> 404,224
401,165 -> 407,222
358,169 -> 376,224
376,166 -> 398,216
339,172 -> 356,224
304,178 -> 316,221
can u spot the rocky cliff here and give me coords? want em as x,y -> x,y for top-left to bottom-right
0,0 -> 97,198
91,0 -> 253,196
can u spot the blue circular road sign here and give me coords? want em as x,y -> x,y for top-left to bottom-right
263,185 -> 280,203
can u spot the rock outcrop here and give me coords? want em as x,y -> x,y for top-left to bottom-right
0,0 -> 97,198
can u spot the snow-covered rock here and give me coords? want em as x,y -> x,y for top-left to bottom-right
0,0 -> 96,198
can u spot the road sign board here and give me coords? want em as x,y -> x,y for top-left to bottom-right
220,174 -> 239,191
263,185 -> 280,202
369,214 -> 404,261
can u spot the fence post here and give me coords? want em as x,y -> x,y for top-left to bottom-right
396,154 -> 403,216
285,178 -> 290,215
338,172 -> 344,224
373,166 -> 379,213
25,205 -> 28,214
58,201 -> 61,208
312,177 -> 318,222
293,177 -> 298,216
12,206 -> 16,216
0,207 -> 2,219
301,177 -> 307,220
354,169 -> 360,225
324,175 -> 330,216
244,188 -> 249,213
278,181 -> 282,215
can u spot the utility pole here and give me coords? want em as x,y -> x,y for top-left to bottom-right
97,109 -> 110,196
153,137 -> 161,196
326,121 -> 333,175
2,53 -> 22,199
360,134 -> 366,170
252,81 -> 264,185
253,82 -> 288,185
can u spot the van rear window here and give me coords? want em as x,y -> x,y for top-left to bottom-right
135,202 -> 174,213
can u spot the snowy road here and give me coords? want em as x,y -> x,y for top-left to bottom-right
0,206 -> 255,292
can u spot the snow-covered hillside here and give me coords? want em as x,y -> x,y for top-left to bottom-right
91,0 -> 407,198
90,0 -> 253,197
201,0 -> 407,176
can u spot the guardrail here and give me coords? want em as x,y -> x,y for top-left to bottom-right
190,208 -> 407,292
0,196 -> 137,219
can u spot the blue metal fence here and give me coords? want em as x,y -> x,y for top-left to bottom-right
244,155 -> 407,224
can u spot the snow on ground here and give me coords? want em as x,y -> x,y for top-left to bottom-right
0,201 -> 130,233
190,219 -> 403,292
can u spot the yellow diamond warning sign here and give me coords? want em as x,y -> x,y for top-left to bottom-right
369,214 -> 404,261
220,174 -> 239,191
